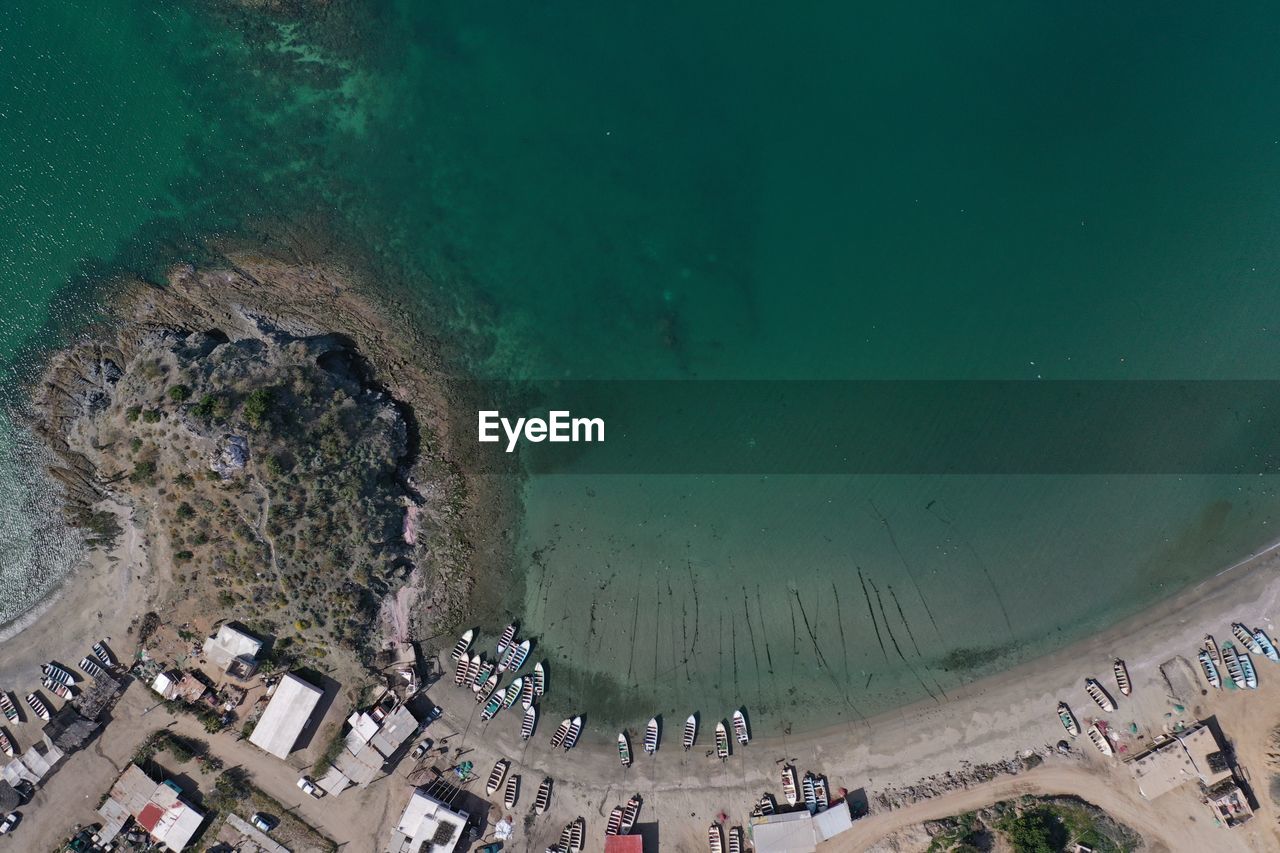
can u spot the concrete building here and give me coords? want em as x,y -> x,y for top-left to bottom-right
203,624 -> 264,678
386,782 -> 469,853
97,764 -> 205,851
748,802 -> 855,853
318,696 -> 419,795
1128,723 -> 1232,799
249,673 -> 324,759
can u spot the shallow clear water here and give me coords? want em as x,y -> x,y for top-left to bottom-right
5,1 -> 1280,729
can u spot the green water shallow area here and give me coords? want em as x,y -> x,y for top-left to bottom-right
6,1 -> 1280,730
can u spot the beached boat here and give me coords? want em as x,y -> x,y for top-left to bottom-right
1057,702 -> 1079,737
708,822 -> 724,853
815,776 -> 829,811
79,656 -> 107,680
1205,633 -> 1222,666
558,823 -> 575,851
1239,651 -> 1258,689
1087,724 -> 1113,756
534,777 -> 552,814
486,759 -> 509,796
496,623 -> 517,657
802,773 -> 817,813
461,654 -> 481,687
621,795 -> 641,834
1223,642 -> 1247,688
606,806 -> 624,836
563,716 -> 582,750
533,661 -> 546,697
757,792 -> 776,816
782,765 -> 799,806
504,677 -> 523,710
520,677 -> 536,709
471,661 -> 495,692
728,826 -> 743,853
25,693 -> 49,721
1199,648 -> 1222,688
1254,628 -> 1280,663
475,673 -> 499,704
550,718 -> 572,749
500,639 -> 531,673
682,714 -> 697,750
481,688 -> 505,721
521,705 -> 537,740
453,653 -> 468,687
732,709 -> 750,745
92,641 -> 116,668
504,774 -> 519,810
644,717 -> 659,755
0,731 -> 11,757
42,663 -> 75,685
1233,623 -> 1262,654
714,722 -> 729,760
1113,659 -> 1131,696
569,817 -> 585,852
1084,678 -> 1115,712
618,732 -> 632,767
451,629 -> 473,661
0,694 -> 17,724
41,678 -> 72,700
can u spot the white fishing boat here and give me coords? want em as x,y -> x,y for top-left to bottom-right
558,823 -> 575,851
451,629 -> 473,661
520,677 -> 535,709
534,777 -> 552,814
606,806 -> 624,836
563,716 -> 582,750
1253,628 -> 1280,663
802,773 -> 817,813
0,731 -> 11,757
0,694 -> 17,723
504,677 -> 524,709
453,653 -> 469,687
643,717 -> 659,755
41,677 -> 72,700
1205,633 -> 1222,666
471,661 -> 494,693
732,709 -> 749,745
92,641 -> 116,668
42,663 -> 75,685
757,792 -> 776,815
569,817 -> 584,852
1239,650 -> 1258,689
79,656 -> 107,680
708,822 -> 724,853
496,623 -> 517,657
1232,623 -> 1263,654
814,776 -> 829,811
504,774 -> 519,810
480,688 -> 505,721
728,826 -> 743,853
714,721 -> 729,760
618,732 -> 632,767
1199,648 -> 1222,688
461,654 -> 481,687
1084,678 -> 1115,712
533,661 -> 546,697
1112,659 -> 1131,696
621,794 -> 641,834
500,639 -> 531,673
1223,642 -> 1247,688
521,705 -> 537,740
1087,724 -> 1113,756
782,765 -> 799,806
25,693 -> 49,722
485,759 -> 509,796
475,673 -> 499,704
1057,702 -> 1079,736
550,718 -> 572,749
682,714 -> 697,750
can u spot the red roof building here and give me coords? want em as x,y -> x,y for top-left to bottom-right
604,836 -> 644,853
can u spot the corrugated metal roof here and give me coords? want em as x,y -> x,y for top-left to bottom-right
604,835 -> 644,853
249,673 -> 323,759
749,809 -> 818,853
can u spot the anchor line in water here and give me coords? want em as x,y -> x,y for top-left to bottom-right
743,588 -> 764,696
653,575 -> 661,683
626,572 -> 641,684
793,588 -> 868,723
928,500 -> 1015,640
868,498 -> 940,635
858,567 -> 889,662
887,584 -> 922,657
870,576 -> 939,704
755,584 -> 775,675
833,581 -> 851,684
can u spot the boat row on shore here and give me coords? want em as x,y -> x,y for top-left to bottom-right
1200,622 -> 1277,691
618,709 -> 749,766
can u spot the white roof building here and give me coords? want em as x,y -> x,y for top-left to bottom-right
202,624 -> 263,672
249,673 -> 324,759
749,802 -> 855,852
387,788 -> 468,853
151,671 -> 179,700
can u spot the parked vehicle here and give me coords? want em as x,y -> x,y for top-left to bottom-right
250,813 -> 277,832
297,777 -> 322,798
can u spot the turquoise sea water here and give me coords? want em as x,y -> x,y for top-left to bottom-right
6,2 -> 1280,728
